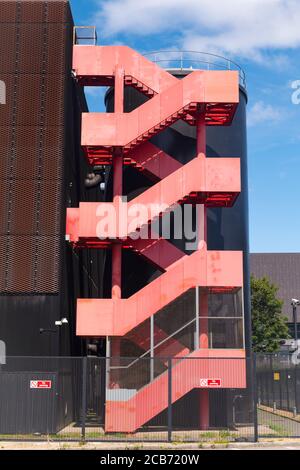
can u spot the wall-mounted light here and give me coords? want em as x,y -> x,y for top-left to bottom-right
40,318 -> 69,334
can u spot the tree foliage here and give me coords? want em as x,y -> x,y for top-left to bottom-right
251,275 -> 289,352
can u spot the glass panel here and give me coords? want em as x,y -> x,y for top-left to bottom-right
154,288 -> 196,357
198,288 -> 244,349
110,318 -> 151,359
107,357 -> 167,396
109,319 -> 151,390
207,288 -> 243,318
155,322 -> 195,358
207,318 -> 244,349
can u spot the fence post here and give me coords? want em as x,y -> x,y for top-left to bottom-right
168,358 -> 172,443
295,364 -> 298,415
286,369 -> 290,411
81,356 -> 87,442
252,353 -> 258,443
270,354 -> 275,408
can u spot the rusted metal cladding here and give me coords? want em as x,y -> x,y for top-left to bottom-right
0,1 -> 92,357
0,0 -> 72,294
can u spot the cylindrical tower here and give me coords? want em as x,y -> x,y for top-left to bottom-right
104,52 -> 250,353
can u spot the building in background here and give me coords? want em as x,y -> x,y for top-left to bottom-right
250,253 -> 300,339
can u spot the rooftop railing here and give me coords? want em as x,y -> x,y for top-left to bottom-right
143,50 -> 246,89
73,26 -> 97,46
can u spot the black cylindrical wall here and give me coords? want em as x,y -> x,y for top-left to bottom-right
105,72 -> 250,352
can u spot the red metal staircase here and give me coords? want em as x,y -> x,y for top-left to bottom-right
81,69 -> 238,162
68,44 -> 246,433
66,155 -> 240,247
75,248 -> 243,337
106,349 -> 246,433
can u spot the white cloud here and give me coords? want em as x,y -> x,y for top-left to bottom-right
247,101 -> 283,127
94,0 -> 300,61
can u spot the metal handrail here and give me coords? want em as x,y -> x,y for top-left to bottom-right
110,316 -> 197,370
73,26 -> 97,46
143,50 -> 246,89
110,314 -> 243,371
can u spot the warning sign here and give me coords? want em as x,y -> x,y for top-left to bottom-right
30,380 -> 52,389
200,378 -> 222,388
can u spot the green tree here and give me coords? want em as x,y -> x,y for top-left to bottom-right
251,275 -> 289,352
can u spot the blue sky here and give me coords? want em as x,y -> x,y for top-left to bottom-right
70,0 -> 300,253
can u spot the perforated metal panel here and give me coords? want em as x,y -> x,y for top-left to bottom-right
0,0 -> 72,294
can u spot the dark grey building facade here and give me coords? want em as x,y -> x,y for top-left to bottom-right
250,253 -> 300,335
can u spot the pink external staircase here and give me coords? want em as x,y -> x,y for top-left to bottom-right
106,349 -> 246,433
66,155 -> 241,246
68,45 -> 246,433
75,247 -> 243,337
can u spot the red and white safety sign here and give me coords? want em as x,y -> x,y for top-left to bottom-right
200,378 -> 222,388
30,380 -> 52,389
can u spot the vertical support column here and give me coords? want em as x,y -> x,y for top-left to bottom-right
110,68 -> 124,379
295,364 -> 298,415
81,356 -> 87,442
111,67 -> 124,302
111,154 -> 122,301
168,358 -> 173,443
197,112 -> 208,347
252,353 -> 259,443
196,111 -> 207,251
196,111 -> 209,430
195,287 -> 200,350
150,315 -> 154,381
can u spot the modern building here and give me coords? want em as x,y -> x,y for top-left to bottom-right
0,0 -> 105,357
0,0 -> 251,434
250,253 -> 300,338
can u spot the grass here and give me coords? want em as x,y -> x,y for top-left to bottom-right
268,423 -> 286,435
0,429 -> 240,444
196,430 -> 239,444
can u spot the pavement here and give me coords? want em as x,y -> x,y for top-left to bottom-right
1,439 -> 300,450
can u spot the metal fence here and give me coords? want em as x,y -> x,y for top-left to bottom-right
1,354 -> 300,442
0,356 -> 255,443
256,353 -> 300,438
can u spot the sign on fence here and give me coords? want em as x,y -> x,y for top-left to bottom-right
30,380 -> 52,389
200,378 -> 221,387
